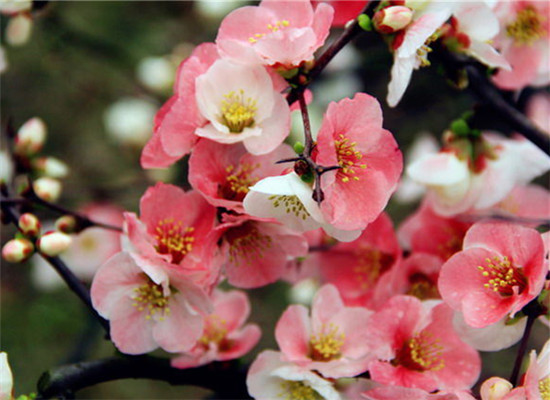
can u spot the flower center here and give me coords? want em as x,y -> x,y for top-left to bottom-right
309,323 -> 345,361
539,377 -> 550,400
477,256 -> 527,297
394,331 -> 445,372
225,222 -> 273,264
436,228 -> 464,260
279,381 -> 322,400
406,273 -> 440,300
220,90 -> 257,133
335,134 -> 367,183
132,277 -> 171,321
154,218 -> 195,264
506,6 -> 546,45
199,314 -> 230,350
248,20 -> 290,43
221,163 -> 260,201
268,195 -> 310,220
353,246 -> 395,290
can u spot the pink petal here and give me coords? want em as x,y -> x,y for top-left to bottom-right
275,305 -> 311,362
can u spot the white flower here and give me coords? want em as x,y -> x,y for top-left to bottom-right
243,172 -> 360,242
0,352 -> 13,400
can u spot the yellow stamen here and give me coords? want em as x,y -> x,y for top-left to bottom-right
268,194 -> 310,220
506,6 -> 546,45
477,256 -> 527,297
309,323 -> 345,361
334,134 -> 367,183
220,90 -> 257,133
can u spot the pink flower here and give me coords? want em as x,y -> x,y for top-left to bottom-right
438,221 -> 547,328
363,385 -> 476,400
91,252 -> 211,355
320,0 -> 365,27
398,199 -> 471,261
194,59 -> 290,154
141,43 -> 219,169
304,213 -> 401,309
171,289 -> 261,369
216,0 -> 334,69
124,182 -> 221,289
389,253 -> 444,301
275,284 -> 373,379
314,93 -> 402,231
492,0 -> 550,90
216,214 -> 308,288
188,140 -> 295,213
247,350 -> 342,400
366,296 -> 481,392
526,92 -> 550,135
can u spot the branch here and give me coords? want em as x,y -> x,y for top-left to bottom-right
37,356 -> 251,400
0,194 -> 110,333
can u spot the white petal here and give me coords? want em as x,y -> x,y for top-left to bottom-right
407,152 -> 469,186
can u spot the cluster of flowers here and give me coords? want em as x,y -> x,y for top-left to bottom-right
58,0 -> 549,399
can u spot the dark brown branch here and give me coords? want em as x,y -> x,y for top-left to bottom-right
0,194 -> 110,332
37,356 -> 251,400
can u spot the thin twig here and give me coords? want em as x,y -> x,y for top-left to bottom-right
298,89 -> 314,154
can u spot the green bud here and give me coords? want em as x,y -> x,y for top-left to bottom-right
358,14 -> 373,32
278,68 -> 299,80
450,119 -> 470,137
470,129 -> 482,138
293,141 -> 305,154
300,171 -> 314,184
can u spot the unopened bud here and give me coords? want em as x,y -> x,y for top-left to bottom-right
6,13 -> 32,46
37,231 -> 72,257
14,117 -> 46,156
480,377 -> 513,400
2,238 -> 34,263
55,215 -> 77,234
373,6 -> 413,34
33,177 -> 62,202
32,157 -> 69,178
18,213 -> 41,237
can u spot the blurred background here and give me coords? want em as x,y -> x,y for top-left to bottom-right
1,1 -> 547,398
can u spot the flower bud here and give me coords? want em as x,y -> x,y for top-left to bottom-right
14,117 -> 47,156
32,157 -> 69,178
6,13 -> 32,46
55,215 -> 77,234
33,177 -> 62,202
2,238 -> 34,263
18,213 -> 41,237
37,231 -> 72,257
480,377 -> 513,400
373,6 -> 413,34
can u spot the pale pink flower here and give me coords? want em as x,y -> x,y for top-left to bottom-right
304,213 -> 401,309
275,284 -> 373,379
407,134 -> 550,217
216,214 -> 308,288
141,43 -> 219,169
188,140 -> 294,213
526,92 -> 550,135
91,252 -> 211,355
216,0 -> 334,69
492,0 -> 550,90
243,172 -> 362,242
171,289 -> 261,369
123,182 -> 221,289
247,350 -> 342,400
314,93 -> 402,231
194,58 -> 290,154
366,296 -> 481,392
438,221 -> 547,328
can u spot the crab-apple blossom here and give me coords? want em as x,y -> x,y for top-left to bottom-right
366,296 -> 481,392
314,93 -> 402,231
363,385 -> 476,400
389,253 -> 443,301
2,238 -> 34,263
188,140 -> 295,213
216,214 -> 308,288
407,133 -> 550,217
91,252 -> 211,355
0,352 -> 13,400
492,0 -> 550,90
438,222 -> 547,328
275,284 -> 373,379
243,172 -> 362,242
123,182 -> 221,289
171,289 -> 261,369
247,350 -> 342,400
216,0 -> 334,69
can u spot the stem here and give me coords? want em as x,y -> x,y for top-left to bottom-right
286,1 -> 378,106
37,356 -> 250,399
509,313 -> 536,386
299,91 -> 314,155
0,195 -> 110,333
